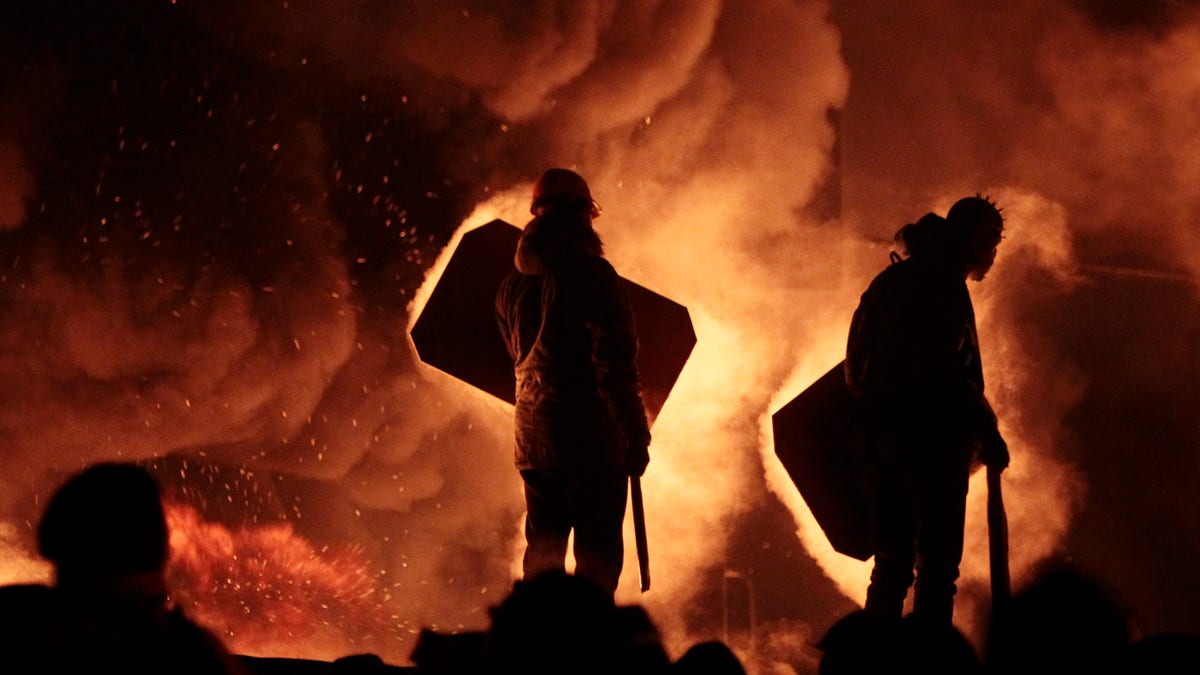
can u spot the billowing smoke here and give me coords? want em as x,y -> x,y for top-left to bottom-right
0,1 -> 1197,672
832,0 -> 1200,645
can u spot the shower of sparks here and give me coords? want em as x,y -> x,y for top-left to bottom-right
165,501 -> 403,661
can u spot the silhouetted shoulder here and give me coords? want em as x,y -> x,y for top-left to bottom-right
0,583 -> 57,642
575,253 -> 619,279
0,582 -> 55,614
1120,631 -> 1200,674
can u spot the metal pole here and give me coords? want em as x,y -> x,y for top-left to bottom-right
722,570 -> 756,659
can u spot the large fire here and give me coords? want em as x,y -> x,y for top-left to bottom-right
164,502 -> 399,661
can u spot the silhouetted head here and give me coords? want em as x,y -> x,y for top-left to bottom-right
818,610 -> 904,675
947,195 -> 1004,280
37,462 -> 169,588
530,168 -> 601,218
672,640 -> 747,675
485,570 -> 618,674
894,195 -> 1004,279
611,604 -> 672,674
985,559 -> 1131,675
517,169 -> 605,273
902,616 -> 983,674
1119,631 -> 1200,675
946,195 -> 1004,234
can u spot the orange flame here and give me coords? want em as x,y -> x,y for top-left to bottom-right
164,502 -> 406,663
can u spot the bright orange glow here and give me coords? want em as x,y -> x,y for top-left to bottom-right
164,502 -> 403,663
2,3 -> 1196,672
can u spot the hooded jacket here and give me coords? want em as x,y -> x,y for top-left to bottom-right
495,211 -> 651,471
845,232 -> 1000,457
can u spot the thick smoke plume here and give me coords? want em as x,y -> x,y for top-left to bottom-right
834,0 -> 1200,644
0,1 -> 1197,672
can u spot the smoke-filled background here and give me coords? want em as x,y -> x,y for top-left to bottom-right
0,0 -> 1197,672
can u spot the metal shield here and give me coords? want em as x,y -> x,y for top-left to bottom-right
409,218 -> 696,424
771,361 -> 876,561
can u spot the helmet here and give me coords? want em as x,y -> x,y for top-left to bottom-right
530,168 -> 601,217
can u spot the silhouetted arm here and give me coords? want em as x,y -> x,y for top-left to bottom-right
582,258 -> 651,475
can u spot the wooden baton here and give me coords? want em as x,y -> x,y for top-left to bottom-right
631,476 -> 650,592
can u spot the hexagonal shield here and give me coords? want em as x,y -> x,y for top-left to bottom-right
771,361 -> 876,561
410,219 -> 695,425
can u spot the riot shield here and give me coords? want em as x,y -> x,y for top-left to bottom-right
771,361 -> 875,561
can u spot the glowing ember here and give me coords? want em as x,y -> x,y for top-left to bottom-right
164,502 -> 401,662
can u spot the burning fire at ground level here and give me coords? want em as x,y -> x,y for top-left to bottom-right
1,1 -> 1198,673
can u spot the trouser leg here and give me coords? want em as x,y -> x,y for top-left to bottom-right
865,458 -> 916,618
911,456 -> 971,625
520,469 -> 571,581
571,468 -> 628,597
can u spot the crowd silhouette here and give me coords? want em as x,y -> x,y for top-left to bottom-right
0,460 -> 1195,674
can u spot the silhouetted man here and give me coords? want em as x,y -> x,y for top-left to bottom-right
845,195 -> 1010,626
0,462 -> 248,674
495,168 -> 651,596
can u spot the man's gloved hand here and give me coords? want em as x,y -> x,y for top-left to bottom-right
625,443 -> 649,477
980,427 -> 1010,471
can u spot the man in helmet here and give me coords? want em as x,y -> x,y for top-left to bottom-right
495,168 -> 651,597
844,195 -> 1010,626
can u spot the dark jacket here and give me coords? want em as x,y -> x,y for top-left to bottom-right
845,252 -> 999,456
495,212 -> 651,471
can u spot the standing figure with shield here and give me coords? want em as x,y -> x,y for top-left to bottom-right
845,195 -> 1010,626
495,168 -> 651,597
